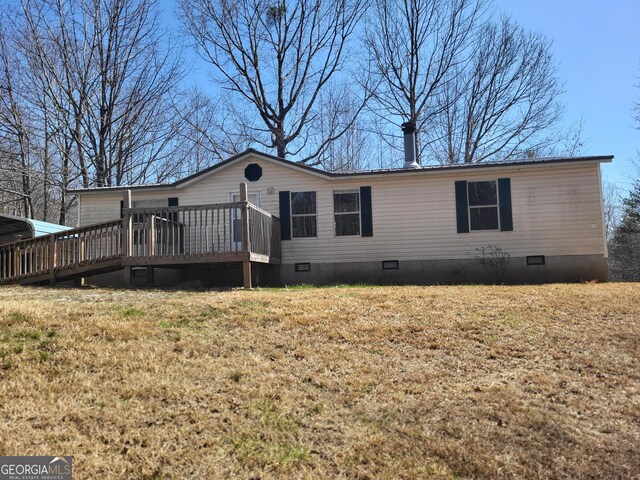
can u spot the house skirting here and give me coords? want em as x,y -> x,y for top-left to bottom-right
80,254 -> 607,287
279,255 -> 608,286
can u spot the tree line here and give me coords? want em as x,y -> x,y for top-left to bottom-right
607,71 -> 640,281
0,0 -> 581,224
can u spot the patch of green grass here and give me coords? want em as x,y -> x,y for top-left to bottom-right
4,311 -> 30,325
228,434 -> 310,470
229,371 -> 243,383
278,284 -> 316,291
501,308 -> 527,328
121,307 -> 142,317
159,316 -> 203,329
253,399 -> 297,431
232,300 -> 269,309
13,329 -> 40,341
202,306 -> 227,318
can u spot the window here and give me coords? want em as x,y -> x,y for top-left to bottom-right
291,192 -> 317,238
468,181 -> 499,230
130,199 -> 169,223
230,192 -> 261,244
133,199 -> 168,209
334,191 -> 360,236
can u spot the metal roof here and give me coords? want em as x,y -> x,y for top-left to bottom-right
0,214 -> 72,245
67,149 -> 614,194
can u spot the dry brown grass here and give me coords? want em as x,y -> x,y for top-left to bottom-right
0,283 -> 638,479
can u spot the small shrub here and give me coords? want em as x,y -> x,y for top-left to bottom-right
474,244 -> 510,284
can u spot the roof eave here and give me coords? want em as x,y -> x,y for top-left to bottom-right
66,153 -> 614,194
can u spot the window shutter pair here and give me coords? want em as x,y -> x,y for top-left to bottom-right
455,179 -> 513,233
278,187 -> 373,240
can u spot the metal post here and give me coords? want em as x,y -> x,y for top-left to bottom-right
240,182 -> 252,288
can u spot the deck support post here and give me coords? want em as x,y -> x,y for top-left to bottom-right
240,182 -> 252,288
123,266 -> 132,287
123,189 -> 133,287
146,267 -> 155,286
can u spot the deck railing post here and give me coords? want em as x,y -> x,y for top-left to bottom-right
49,235 -> 57,285
147,214 -> 156,257
123,189 -> 133,286
240,182 -> 252,288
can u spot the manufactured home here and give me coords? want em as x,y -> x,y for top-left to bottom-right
0,145 -> 612,287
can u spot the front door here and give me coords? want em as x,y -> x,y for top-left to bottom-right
230,192 -> 260,251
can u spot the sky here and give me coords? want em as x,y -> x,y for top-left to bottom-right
493,0 -> 640,192
164,0 -> 640,192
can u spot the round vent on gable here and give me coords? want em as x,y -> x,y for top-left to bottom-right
244,163 -> 263,182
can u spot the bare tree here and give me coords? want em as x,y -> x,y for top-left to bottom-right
365,0 -> 485,163
634,64 -> 640,128
427,16 -> 563,164
180,0 -> 369,164
313,82 -> 373,171
602,181 -> 621,240
0,22 -> 35,218
170,89 -> 254,177
19,0 -> 185,188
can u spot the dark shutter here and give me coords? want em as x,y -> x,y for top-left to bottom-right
120,200 -> 124,219
455,181 -> 469,233
279,191 -> 291,241
498,178 -> 513,231
360,186 -> 373,237
167,197 -> 179,222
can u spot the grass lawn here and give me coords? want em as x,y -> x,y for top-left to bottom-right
0,283 -> 638,479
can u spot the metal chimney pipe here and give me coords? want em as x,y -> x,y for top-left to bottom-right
401,121 -> 420,169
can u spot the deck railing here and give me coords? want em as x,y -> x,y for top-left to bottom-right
0,183 -> 281,286
249,205 -> 281,259
0,220 -> 123,282
125,203 -> 241,258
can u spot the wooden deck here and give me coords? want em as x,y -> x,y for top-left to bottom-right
0,184 -> 280,288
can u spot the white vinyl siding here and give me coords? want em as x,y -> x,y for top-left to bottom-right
77,155 -> 607,264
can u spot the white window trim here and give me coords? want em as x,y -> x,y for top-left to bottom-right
133,199 -> 169,208
229,191 -> 261,248
333,189 -> 361,237
229,190 -> 261,206
467,180 -> 500,231
290,191 -> 318,239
